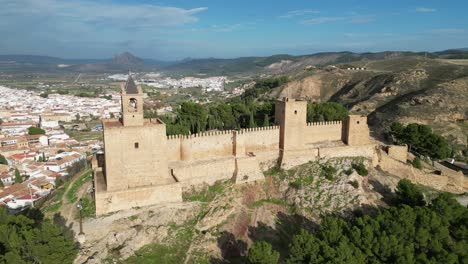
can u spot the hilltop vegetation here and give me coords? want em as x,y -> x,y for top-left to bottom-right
146,76 -> 348,135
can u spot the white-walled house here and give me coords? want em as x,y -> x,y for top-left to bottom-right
44,152 -> 84,174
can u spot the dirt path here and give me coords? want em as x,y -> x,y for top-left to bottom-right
59,169 -> 92,224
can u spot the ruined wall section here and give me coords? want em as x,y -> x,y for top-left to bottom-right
304,121 -> 342,144
377,148 -> 466,194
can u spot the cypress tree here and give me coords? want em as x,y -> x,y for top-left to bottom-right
248,112 -> 256,128
262,114 -> 269,127
14,168 -> 22,183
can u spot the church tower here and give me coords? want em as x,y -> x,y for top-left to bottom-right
121,75 -> 144,126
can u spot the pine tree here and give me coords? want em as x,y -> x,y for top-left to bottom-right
248,241 -> 279,264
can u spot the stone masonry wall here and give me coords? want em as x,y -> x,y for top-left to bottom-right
304,121 -> 342,144
238,126 -> 280,154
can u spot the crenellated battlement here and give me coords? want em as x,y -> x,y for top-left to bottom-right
167,130 -> 235,140
307,121 -> 342,126
166,125 -> 281,139
238,125 -> 280,134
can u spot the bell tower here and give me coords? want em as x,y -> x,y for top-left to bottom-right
121,74 -> 144,127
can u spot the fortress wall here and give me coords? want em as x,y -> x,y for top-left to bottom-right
387,145 -> 408,163
170,157 -> 236,187
166,136 -> 182,162
179,131 -> 234,161
94,183 -> 183,216
304,121 -> 342,144
255,150 -> 281,170
239,126 -> 280,154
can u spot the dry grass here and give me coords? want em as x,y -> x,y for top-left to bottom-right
437,59 -> 468,65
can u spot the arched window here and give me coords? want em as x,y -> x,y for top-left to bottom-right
128,98 -> 137,112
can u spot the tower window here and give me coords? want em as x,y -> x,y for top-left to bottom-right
128,98 -> 137,112
134,142 -> 139,149
294,110 -> 297,115
357,121 -> 360,124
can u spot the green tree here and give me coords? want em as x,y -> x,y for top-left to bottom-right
389,123 -> 451,159
286,194 -> 467,264
28,127 -> 45,135
248,112 -> 257,128
0,208 -> 78,263
0,180 -> 4,188
307,102 -> 348,122
248,241 -> 279,264
262,114 -> 269,127
395,179 -> 426,206
14,168 -> 22,183
0,154 -> 7,165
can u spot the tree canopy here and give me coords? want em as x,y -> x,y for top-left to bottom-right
28,127 -> 46,135
147,76 -> 348,136
389,122 -> 451,159
0,208 -> 78,263
247,180 -> 467,264
307,102 -> 348,122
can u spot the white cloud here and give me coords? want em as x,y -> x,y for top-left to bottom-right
210,24 -> 243,32
301,15 -> 375,25
416,7 -> 436,13
279,9 -> 320,19
301,17 -> 344,25
0,0 -> 207,28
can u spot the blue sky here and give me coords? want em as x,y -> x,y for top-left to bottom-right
0,0 -> 467,60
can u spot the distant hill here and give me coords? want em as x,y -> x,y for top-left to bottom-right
1,49 -> 468,74
161,50 -> 468,76
271,56 -> 468,148
0,52 -> 171,73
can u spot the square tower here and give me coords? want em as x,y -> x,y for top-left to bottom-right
343,115 -> 371,146
101,74 -> 174,192
275,97 -> 307,151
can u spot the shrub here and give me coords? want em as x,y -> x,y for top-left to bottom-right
28,127 -> 45,135
395,179 -> 426,206
352,163 -> 368,176
411,157 -> 423,169
349,180 -> 359,189
248,241 -> 279,264
320,164 -> 337,181
343,168 -> 353,176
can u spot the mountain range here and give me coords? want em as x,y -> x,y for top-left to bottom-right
1,49 -> 468,74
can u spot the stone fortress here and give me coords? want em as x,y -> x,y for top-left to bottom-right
92,76 -> 467,215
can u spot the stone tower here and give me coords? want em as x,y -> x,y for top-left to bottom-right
102,74 -> 174,192
121,75 -> 144,127
343,115 -> 370,146
275,97 -> 307,151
